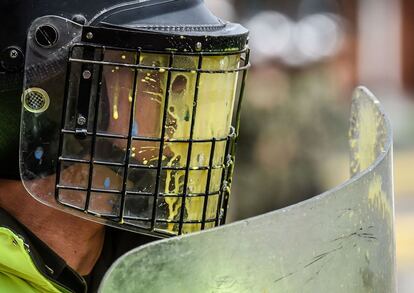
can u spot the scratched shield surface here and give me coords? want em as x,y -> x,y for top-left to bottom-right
99,87 -> 395,293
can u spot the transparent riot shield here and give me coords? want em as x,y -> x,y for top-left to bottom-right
99,87 -> 396,293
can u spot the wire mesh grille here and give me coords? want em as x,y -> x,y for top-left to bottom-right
55,44 -> 250,237
26,92 -> 46,109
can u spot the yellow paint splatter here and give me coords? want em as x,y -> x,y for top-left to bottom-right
368,175 -> 392,221
349,94 -> 381,174
161,55 -> 240,234
128,54 -> 240,234
113,104 -> 119,120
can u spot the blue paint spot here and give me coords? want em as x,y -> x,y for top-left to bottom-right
104,177 -> 111,190
132,121 -> 139,136
34,147 -> 44,161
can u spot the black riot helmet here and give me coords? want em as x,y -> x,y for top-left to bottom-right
1,0 -> 130,179
0,0 -> 250,238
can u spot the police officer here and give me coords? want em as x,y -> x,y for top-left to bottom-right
0,0 -> 249,291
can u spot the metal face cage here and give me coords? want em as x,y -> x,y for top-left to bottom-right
20,16 -> 249,237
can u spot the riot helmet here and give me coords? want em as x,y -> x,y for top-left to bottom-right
1,0 -> 250,237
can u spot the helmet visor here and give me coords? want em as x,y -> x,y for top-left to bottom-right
20,16 -> 249,237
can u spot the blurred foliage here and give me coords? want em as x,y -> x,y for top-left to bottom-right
229,63 -> 350,220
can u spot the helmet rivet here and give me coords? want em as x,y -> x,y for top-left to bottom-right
82,70 -> 92,80
72,14 -> 87,25
86,32 -> 94,40
35,25 -> 59,48
77,114 -> 87,126
9,49 -> 19,59
1,47 -> 24,72
196,42 -> 202,51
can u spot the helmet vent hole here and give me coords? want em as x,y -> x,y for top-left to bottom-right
23,88 -> 50,113
35,25 -> 59,48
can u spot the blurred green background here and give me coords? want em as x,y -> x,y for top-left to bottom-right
205,0 -> 414,291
